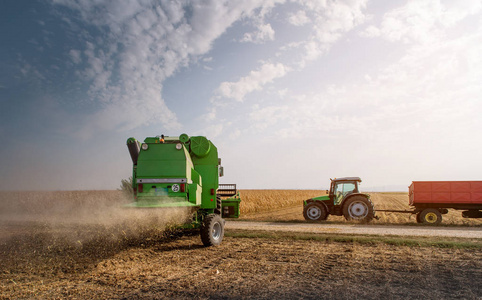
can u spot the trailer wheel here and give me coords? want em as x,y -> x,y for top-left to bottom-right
343,196 -> 374,222
419,208 -> 442,225
200,214 -> 224,246
416,212 -> 422,223
303,202 -> 328,221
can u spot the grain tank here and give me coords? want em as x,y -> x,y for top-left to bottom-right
126,134 -> 240,246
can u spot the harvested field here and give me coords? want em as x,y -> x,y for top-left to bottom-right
1,190 -> 481,299
1,233 -> 481,299
240,189 -> 323,214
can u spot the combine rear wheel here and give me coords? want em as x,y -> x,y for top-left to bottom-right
419,208 -> 442,225
303,202 -> 328,221
200,214 -> 224,246
343,196 -> 374,222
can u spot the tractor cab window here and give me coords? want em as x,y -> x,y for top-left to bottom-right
333,182 -> 357,205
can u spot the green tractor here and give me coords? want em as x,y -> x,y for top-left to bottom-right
126,134 -> 241,246
303,177 -> 375,222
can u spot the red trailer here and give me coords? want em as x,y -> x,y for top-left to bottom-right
377,181 -> 482,224
408,181 -> 482,224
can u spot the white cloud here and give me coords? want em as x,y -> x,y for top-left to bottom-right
52,0 -> 286,138
288,10 -> 310,26
361,0 -> 482,44
51,0 -> 369,139
278,88 -> 288,97
195,123 -> 224,139
276,0 -> 369,68
244,13 -> 482,146
297,0 -> 368,65
214,62 -> 289,102
441,0 -> 482,25
204,0 -> 370,133
249,104 -> 290,130
360,25 -> 380,38
187,1 -> 283,53
18,58 -> 46,83
241,23 -> 275,43
238,1 -> 282,44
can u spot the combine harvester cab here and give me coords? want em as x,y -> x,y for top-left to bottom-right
126,133 -> 241,246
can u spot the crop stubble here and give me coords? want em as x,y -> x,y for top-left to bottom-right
0,190 -> 481,299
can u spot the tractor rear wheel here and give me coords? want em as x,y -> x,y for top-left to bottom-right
200,214 -> 224,246
343,196 -> 374,222
419,208 -> 442,225
303,202 -> 328,221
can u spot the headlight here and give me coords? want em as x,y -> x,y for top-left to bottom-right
175,143 -> 182,150
141,143 -> 148,150
172,184 -> 180,192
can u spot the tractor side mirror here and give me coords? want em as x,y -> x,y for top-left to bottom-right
219,166 -> 224,177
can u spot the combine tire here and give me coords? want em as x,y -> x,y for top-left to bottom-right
303,202 -> 328,221
343,196 -> 374,222
200,214 -> 224,246
419,208 -> 442,225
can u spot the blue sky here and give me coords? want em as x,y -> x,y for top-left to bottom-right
1,0 -> 482,191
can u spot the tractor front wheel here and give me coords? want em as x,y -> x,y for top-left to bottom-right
419,208 -> 442,225
303,202 -> 328,221
200,214 -> 225,246
343,196 -> 374,222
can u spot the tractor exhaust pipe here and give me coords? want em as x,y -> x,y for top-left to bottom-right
127,138 -> 140,165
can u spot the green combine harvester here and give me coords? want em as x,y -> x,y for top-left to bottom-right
126,133 -> 240,246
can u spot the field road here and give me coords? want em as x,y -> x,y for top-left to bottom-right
226,221 -> 482,239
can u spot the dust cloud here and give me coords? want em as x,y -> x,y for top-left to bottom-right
0,191 -> 192,254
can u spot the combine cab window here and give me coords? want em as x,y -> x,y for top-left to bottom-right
333,182 -> 357,205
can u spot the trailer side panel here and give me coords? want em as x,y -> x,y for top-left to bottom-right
410,181 -> 482,206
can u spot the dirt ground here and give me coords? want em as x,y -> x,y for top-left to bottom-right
1,191 -> 481,299
1,221 -> 481,299
1,226 -> 481,300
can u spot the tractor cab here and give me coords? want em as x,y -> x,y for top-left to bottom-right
330,177 -> 361,205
